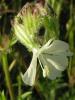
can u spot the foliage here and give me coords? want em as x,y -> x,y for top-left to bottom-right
0,0 -> 75,100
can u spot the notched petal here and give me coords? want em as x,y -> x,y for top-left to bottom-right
47,54 -> 68,71
39,54 -> 62,79
47,65 -> 62,80
43,40 -> 70,54
21,49 -> 38,86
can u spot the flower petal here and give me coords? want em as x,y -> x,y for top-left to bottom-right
43,40 -> 70,54
39,54 -> 50,77
46,54 -> 68,71
39,54 -> 61,79
46,63 -> 62,80
21,49 -> 38,86
61,50 -> 73,56
39,39 -> 54,53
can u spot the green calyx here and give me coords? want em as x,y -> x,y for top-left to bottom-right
13,3 -> 46,51
13,2 -> 58,51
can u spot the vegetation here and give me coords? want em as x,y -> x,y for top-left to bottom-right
0,0 -> 75,100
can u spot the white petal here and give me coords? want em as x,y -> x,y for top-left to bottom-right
46,63 -> 62,80
43,40 -> 69,54
54,50 -> 73,57
39,54 -> 61,79
63,50 -> 73,56
42,39 -> 54,48
21,49 -> 38,86
39,39 -> 54,53
46,54 -> 68,71
39,54 -> 50,77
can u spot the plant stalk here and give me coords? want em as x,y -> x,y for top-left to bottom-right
2,53 -> 15,100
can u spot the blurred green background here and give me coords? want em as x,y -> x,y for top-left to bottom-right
0,0 -> 75,100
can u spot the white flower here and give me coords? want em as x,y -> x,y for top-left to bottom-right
21,39 -> 73,86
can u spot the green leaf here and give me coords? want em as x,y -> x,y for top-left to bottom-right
0,91 -> 7,100
20,91 -> 32,99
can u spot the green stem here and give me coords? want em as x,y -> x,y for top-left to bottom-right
69,0 -> 74,50
68,57 -> 72,77
17,75 -> 22,99
2,53 -> 15,100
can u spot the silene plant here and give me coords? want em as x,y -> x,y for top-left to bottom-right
13,1 -> 73,86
